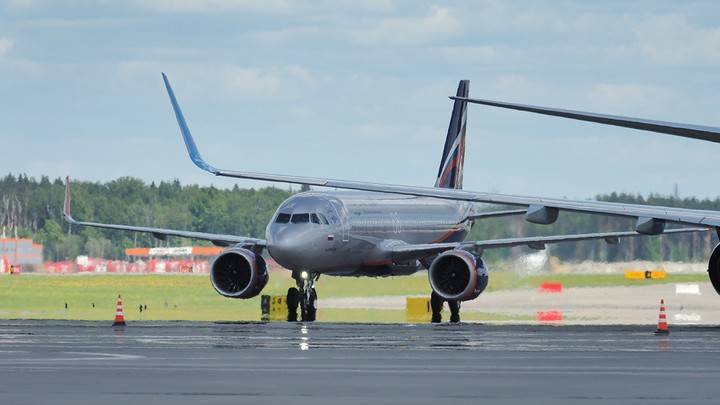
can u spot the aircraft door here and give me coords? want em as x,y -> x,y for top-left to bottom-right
328,201 -> 350,243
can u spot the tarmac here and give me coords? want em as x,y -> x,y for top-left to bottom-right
323,282 -> 720,324
1,320 -> 720,405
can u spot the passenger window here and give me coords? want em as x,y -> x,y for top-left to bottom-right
291,213 -> 310,223
311,214 -> 320,224
275,213 -> 291,223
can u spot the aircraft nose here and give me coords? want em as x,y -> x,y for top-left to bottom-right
267,228 -> 305,269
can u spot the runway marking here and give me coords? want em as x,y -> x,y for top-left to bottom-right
1,364 -> 718,377
675,283 -> 702,295
5,352 -> 145,363
674,313 -> 702,323
63,351 -> 145,360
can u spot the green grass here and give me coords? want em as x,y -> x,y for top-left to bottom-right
0,271 -> 709,322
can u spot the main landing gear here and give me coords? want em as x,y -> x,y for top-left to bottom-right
430,291 -> 460,323
287,271 -> 318,322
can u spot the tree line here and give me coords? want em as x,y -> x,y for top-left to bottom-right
1,173 -> 717,263
0,174 -> 289,261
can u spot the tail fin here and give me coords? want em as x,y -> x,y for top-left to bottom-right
435,80 -> 469,189
63,176 -> 73,222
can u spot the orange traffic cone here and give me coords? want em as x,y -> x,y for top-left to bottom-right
654,298 -> 669,335
113,294 -> 127,327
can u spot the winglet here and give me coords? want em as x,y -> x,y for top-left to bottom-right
161,72 -> 219,174
63,176 -> 76,223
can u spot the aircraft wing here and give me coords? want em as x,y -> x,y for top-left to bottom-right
389,227 -> 711,261
63,177 -> 265,248
450,95 -> 720,144
465,209 -> 527,221
161,73 -> 720,232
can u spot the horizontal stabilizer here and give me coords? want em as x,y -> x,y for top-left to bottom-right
451,96 -> 720,143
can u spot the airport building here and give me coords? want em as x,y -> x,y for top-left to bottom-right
0,238 -> 43,273
124,246 -> 225,273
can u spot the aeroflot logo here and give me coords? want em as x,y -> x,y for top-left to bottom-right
436,108 -> 467,189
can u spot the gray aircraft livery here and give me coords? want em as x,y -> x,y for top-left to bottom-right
63,74 -> 713,322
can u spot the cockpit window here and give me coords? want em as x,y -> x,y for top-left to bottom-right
310,214 -> 320,224
275,213 -> 291,223
316,213 -> 329,224
291,213 -> 310,223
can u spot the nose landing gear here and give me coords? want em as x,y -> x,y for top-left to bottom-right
287,271 -> 319,322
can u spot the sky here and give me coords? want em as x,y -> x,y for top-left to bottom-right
1,0 -> 720,199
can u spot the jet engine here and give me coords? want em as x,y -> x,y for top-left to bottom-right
708,243 -> 720,296
210,246 -> 268,299
428,250 -> 489,301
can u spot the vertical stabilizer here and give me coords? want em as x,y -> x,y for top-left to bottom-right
435,80 -> 469,189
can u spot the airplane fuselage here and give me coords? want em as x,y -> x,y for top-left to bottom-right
266,191 -> 473,276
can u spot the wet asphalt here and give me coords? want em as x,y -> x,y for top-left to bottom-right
1,320 -> 720,404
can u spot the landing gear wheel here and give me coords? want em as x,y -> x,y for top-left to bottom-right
305,289 -> 317,322
430,291 -> 443,323
286,287 -> 299,322
296,272 -> 319,322
448,300 -> 460,323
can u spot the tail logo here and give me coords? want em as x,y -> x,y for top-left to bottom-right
435,80 -> 469,189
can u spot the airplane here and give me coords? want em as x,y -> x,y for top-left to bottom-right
62,75 -> 711,322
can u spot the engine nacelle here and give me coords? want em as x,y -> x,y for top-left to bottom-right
708,243 -> 720,296
210,246 -> 268,299
428,250 -> 489,301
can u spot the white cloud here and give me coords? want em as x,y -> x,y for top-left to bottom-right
117,61 -> 317,101
586,83 -> 675,114
0,38 -> 12,56
634,14 -> 720,65
352,6 -> 460,46
251,26 -> 330,45
127,0 -> 395,14
4,0 -> 42,9
128,0 -> 296,13
432,45 -> 496,63
3,0 -> 396,13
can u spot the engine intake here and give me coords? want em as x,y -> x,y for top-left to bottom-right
428,250 -> 488,301
210,246 -> 268,299
708,243 -> 720,296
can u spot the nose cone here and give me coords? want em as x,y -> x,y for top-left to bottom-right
267,224 -> 324,270
267,231 -> 303,269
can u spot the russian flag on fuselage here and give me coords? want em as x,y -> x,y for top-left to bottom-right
435,80 -> 469,190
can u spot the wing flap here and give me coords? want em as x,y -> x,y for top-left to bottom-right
390,227 -> 710,261
466,209 -> 527,221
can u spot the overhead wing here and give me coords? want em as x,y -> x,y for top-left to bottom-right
389,227 -> 711,261
161,73 -> 720,231
450,96 -> 720,144
63,177 -> 265,248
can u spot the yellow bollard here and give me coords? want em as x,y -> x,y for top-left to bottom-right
261,295 -> 289,321
650,269 -> 667,279
624,269 -> 667,280
624,270 -> 645,280
406,297 -> 432,323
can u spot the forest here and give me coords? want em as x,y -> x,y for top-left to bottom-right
1,173 -> 716,263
